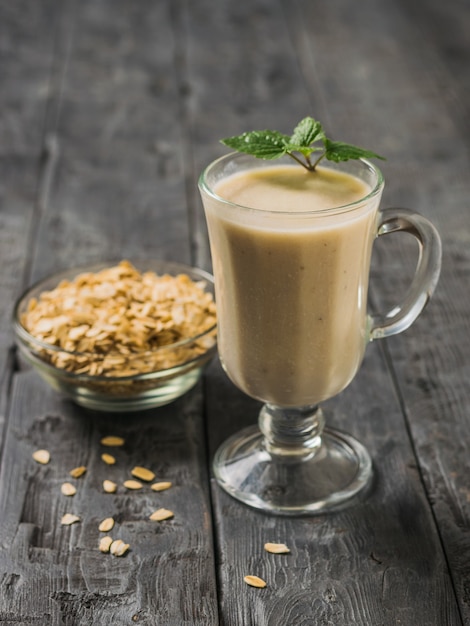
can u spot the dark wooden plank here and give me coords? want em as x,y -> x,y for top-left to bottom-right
185,0 -> 463,622
0,0 -> 219,623
355,0 -> 470,618
0,372 -> 216,625
396,0 -> 470,137
0,0 -> 57,431
287,0 -> 470,621
26,0 -> 193,283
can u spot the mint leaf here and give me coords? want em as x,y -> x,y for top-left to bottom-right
221,118 -> 385,171
286,117 -> 325,159
323,138 -> 385,163
221,130 -> 290,160
290,117 -> 324,148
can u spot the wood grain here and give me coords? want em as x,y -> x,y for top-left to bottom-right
28,0 -> 192,282
0,1 -> 57,434
0,1 -> 219,624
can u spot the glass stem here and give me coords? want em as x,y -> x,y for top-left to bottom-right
258,404 -> 325,460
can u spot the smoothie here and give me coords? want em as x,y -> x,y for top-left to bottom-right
204,164 -> 380,407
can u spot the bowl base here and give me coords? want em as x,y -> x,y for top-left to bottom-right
42,368 -> 203,412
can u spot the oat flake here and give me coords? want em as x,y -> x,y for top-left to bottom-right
131,466 -> 155,482
103,480 -> 117,493
244,575 -> 267,588
100,436 -> 125,447
99,517 -> 115,532
264,542 -> 290,554
69,466 -> 87,478
61,514 -> 80,526
123,480 -> 143,490
150,481 -> 172,492
32,449 -> 50,465
149,508 -> 174,522
61,482 -> 77,496
99,536 -> 113,553
110,539 -> 130,557
101,453 -> 116,465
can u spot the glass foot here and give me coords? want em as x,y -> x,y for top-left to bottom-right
213,425 -> 372,515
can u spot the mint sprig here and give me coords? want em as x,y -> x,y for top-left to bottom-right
221,116 -> 385,172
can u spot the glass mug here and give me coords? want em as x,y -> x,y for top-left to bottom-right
199,153 -> 441,515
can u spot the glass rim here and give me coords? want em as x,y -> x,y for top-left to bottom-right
198,152 -> 385,216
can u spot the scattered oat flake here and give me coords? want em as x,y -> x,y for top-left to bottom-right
149,508 -> 174,521
69,466 -> 87,478
99,536 -> 113,553
99,517 -> 115,532
61,513 -> 80,526
264,542 -> 290,554
61,482 -> 77,496
32,449 -> 50,465
123,479 -> 143,490
100,436 -> 125,447
150,481 -> 172,492
101,453 -> 116,465
110,539 -> 130,556
131,466 -> 155,482
244,575 -> 267,588
103,479 -> 117,493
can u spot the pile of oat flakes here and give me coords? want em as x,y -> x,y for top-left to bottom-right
21,260 -> 217,379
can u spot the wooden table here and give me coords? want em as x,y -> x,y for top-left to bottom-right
1,0 -> 469,624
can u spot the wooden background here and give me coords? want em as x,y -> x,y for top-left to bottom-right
0,0 -> 469,624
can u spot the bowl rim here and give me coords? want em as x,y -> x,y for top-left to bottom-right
12,259 -> 217,373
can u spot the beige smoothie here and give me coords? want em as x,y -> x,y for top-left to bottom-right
204,163 -> 380,407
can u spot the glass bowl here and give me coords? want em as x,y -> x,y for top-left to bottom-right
13,260 -> 217,412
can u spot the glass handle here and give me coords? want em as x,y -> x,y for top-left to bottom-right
369,207 -> 442,340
